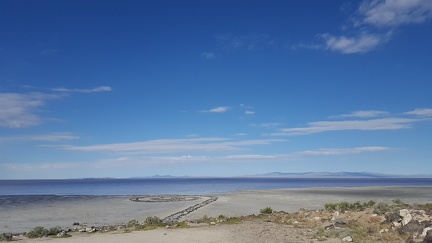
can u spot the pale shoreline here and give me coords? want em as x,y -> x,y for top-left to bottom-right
1,186 -> 432,240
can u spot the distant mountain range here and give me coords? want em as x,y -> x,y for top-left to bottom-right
247,171 -> 432,178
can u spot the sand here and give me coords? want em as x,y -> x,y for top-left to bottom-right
2,186 -> 432,242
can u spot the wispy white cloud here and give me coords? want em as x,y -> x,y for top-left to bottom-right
62,137 -> 283,154
2,162 -> 79,171
52,86 -> 112,93
301,0 -> 432,54
357,0 -> 432,28
404,108 -> 432,117
201,52 -> 217,59
251,122 -> 281,127
320,32 -> 388,54
0,132 -> 79,142
333,110 -> 389,118
244,110 -> 255,115
0,86 -> 111,128
0,92 -> 60,128
272,118 -> 418,136
2,145 -> 392,172
272,108 -> 431,136
295,146 -> 392,156
216,33 -> 276,50
200,106 -> 230,113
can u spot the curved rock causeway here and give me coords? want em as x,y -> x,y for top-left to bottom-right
130,195 -> 218,224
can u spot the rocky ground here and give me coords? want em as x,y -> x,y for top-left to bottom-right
2,199 -> 432,243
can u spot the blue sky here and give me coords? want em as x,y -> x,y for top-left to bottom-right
1,0 -> 431,179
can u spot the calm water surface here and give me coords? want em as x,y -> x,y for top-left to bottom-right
1,178 -> 432,196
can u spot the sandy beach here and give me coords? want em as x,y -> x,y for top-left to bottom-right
2,186 -> 432,242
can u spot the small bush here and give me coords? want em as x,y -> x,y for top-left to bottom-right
218,214 -> 226,220
0,233 -> 13,242
373,202 -> 392,215
260,207 -> 273,214
26,226 -> 49,238
365,200 -> 376,207
127,219 -> 139,228
48,227 -> 61,236
201,215 -> 210,222
144,216 -> 163,226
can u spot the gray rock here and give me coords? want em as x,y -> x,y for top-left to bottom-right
402,213 -> 413,226
422,227 -> 432,237
386,212 -> 402,223
399,221 -> 422,235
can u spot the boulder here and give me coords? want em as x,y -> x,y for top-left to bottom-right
400,209 -> 410,218
402,213 -> 413,226
422,230 -> 432,243
399,221 -> 422,235
422,227 -> 432,237
386,212 -> 402,223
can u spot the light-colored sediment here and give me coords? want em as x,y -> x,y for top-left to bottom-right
1,186 -> 432,242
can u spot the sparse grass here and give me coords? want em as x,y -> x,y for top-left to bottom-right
26,226 -> 49,238
221,217 -> 243,225
324,201 -> 375,212
144,216 -> 164,226
199,215 -> 210,223
127,219 -> 139,228
175,221 -> 189,228
372,199 -> 408,215
260,207 -> 273,214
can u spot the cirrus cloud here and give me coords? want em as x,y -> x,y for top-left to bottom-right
301,0 -> 432,54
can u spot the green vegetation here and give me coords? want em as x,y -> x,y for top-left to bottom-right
144,216 -> 164,226
0,233 -> 13,242
221,217 -> 243,225
200,215 -> 210,223
175,221 -> 189,228
127,219 -> 139,228
324,200 -> 376,212
25,226 -> 65,238
373,199 -> 406,215
260,207 -> 273,214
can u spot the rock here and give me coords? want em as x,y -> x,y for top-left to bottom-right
400,209 -> 410,218
335,220 -> 348,228
422,231 -> 432,243
72,222 -> 80,226
380,229 -> 389,233
210,222 -> 216,225
402,214 -> 413,226
423,227 -> 432,237
399,221 -> 422,235
342,236 -> 353,242
386,212 -> 402,223
393,221 -> 402,227
56,231 -> 67,237
324,224 -> 335,230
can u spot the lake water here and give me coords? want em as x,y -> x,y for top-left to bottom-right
1,178 -> 432,196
